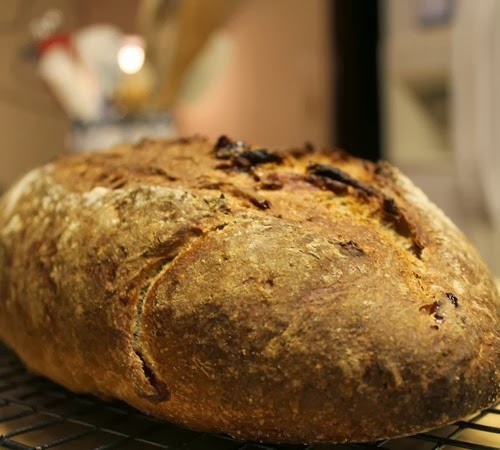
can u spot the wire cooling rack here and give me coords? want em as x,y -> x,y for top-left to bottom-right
0,345 -> 499,450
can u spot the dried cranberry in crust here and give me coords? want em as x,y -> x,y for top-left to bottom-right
213,136 -> 282,169
445,292 -> 459,308
306,164 -> 376,196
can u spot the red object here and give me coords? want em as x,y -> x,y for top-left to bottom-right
37,33 -> 73,56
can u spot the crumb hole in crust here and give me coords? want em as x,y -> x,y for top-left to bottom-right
264,279 -> 274,291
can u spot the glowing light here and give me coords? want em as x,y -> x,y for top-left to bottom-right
117,37 -> 145,74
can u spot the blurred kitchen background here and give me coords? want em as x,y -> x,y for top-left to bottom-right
0,0 -> 499,275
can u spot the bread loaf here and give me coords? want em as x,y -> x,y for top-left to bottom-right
0,136 -> 498,443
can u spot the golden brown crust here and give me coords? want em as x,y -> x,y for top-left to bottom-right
0,136 -> 498,443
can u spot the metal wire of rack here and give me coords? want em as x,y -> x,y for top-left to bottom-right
0,345 -> 499,450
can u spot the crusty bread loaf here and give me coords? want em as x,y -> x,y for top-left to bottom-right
0,136 -> 498,443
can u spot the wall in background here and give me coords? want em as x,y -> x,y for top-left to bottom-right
381,0 -> 458,225
0,0 -> 71,190
0,0 -> 138,190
